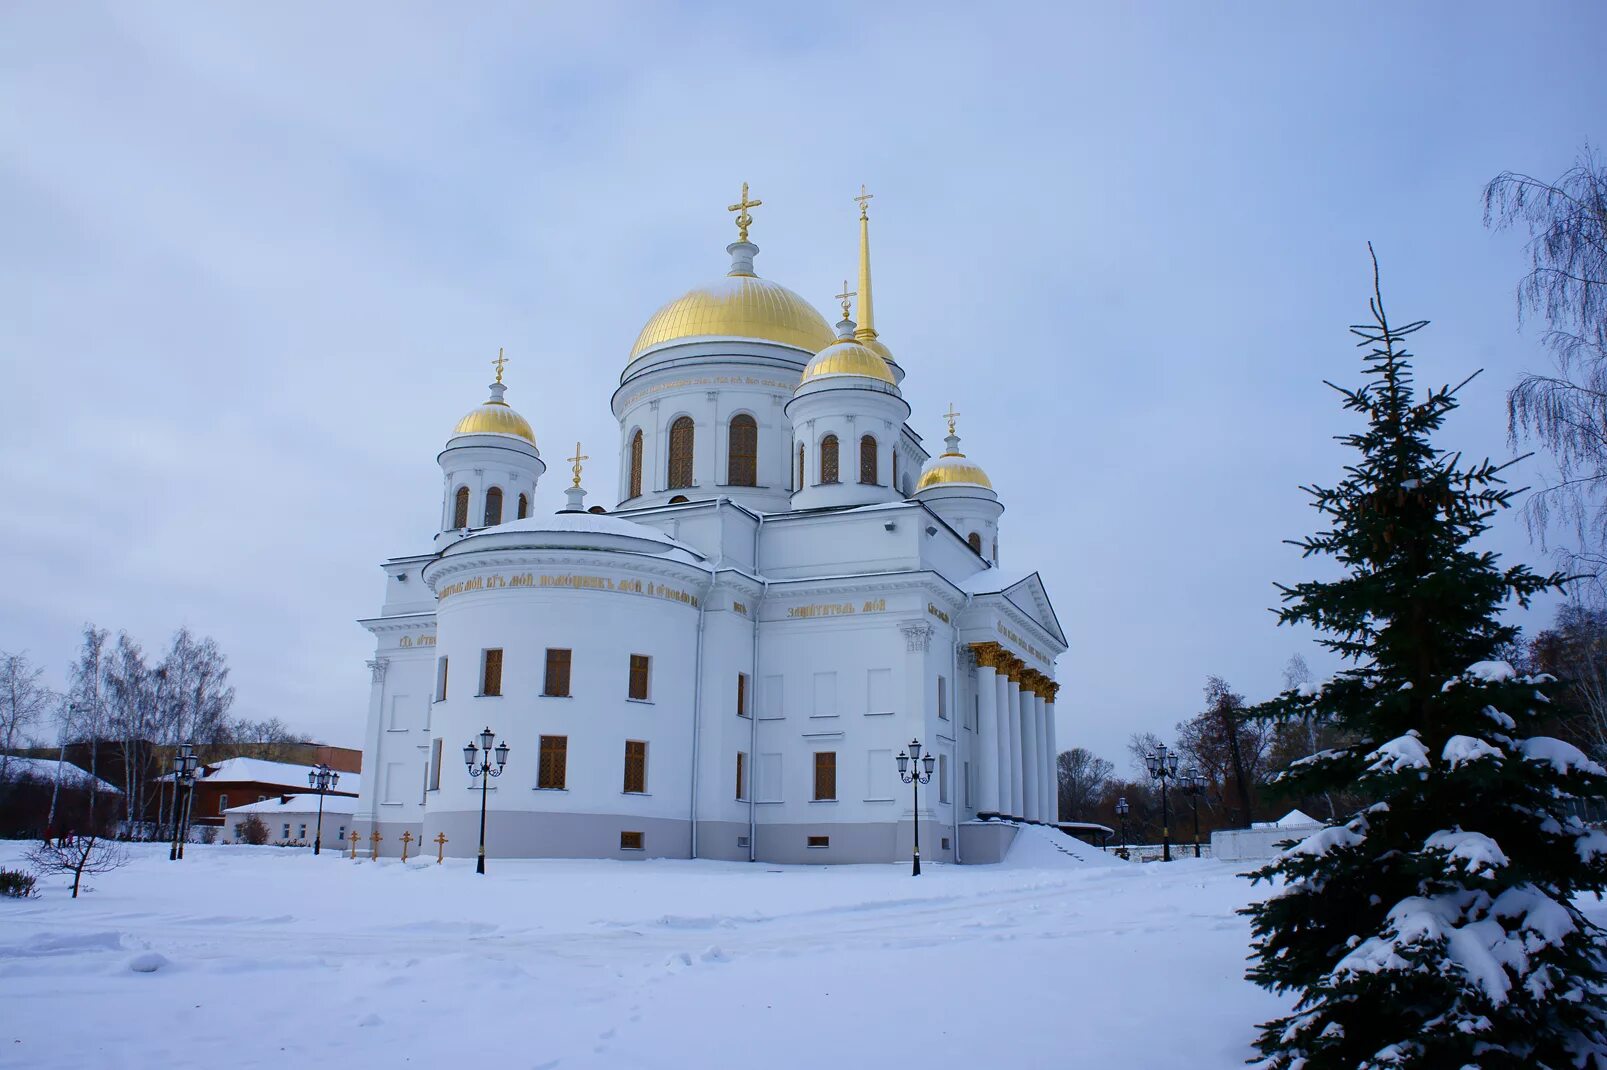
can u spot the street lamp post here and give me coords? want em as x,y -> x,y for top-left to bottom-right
464,727 -> 509,875
1182,768 -> 1206,858
307,763 -> 340,856
1143,743 -> 1182,862
1115,796 -> 1130,859
895,739 -> 937,876
169,743 -> 199,861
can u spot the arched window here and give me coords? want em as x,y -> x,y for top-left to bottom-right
797,443 -> 805,491
968,532 -> 983,555
727,414 -> 757,486
859,435 -> 878,485
668,417 -> 695,490
628,429 -> 643,499
668,495 -> 689,505
587,505 -> 607,514
453,486 -> 470,529
819,435 -> 839,484
483,487 -> 503,526
517,493 -> 529,520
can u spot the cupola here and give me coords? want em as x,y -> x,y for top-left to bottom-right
435,351 -> 546,550
914,408 -> 1003,565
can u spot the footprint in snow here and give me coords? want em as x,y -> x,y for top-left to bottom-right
700,946 -> 730,964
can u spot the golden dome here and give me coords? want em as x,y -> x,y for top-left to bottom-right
915,453 -> 993,492
799,337 -> 896,386
453,392 -> 536,445
629,274 -> 834,361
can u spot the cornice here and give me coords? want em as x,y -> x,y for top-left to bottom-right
422,548 -> 712,594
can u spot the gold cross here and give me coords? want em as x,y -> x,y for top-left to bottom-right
944,403 -> 960,436
835,279 -> 856,321
492,347 -> 508,384
854,183 -> 874,219
728,181 -> 762,242
568,441 -> 588,488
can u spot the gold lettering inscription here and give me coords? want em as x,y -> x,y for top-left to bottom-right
926,602 -> 949,624
786,599 -> 885,620
437,573 -> 698,609
996,622 -> 1049,665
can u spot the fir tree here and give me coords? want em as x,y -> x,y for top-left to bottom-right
1244,248 -> 1607,1069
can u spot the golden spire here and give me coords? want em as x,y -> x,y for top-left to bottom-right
944,403 -> 960,437
835,279 -> 857,322
728,181 -> 762,242
567,441 -> 588,488
492,347 -> 508,384
854,184 -> 877,342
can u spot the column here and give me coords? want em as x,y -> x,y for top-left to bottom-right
1043,683 -> 1059,822
994,668 -> 1013,818
1034,689 -> 1052,822
971,645 -> 1000,815
1019,674 -> 1039,822
1005,662 -> 1024,818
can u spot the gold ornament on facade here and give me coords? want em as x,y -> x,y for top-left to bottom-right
969,641 -> 1006,669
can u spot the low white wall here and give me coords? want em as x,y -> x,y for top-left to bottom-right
1211,824 -> 1321,863
222,810 -> 354,849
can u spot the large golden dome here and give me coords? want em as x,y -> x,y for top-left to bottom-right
629,274 -> 834,361
798,336 -> 896,386
453,382 -> 536,445
915,454 -> 994,492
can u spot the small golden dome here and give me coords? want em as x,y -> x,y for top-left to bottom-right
915,453 -> 993,492
857,333 -> 897,367
453,392 -> 536,445
629,274 -> 834,361
799,337 -> 897,386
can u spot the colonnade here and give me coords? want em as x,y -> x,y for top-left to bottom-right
970,642 -> 1059,822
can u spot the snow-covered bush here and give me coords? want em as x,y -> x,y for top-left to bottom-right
1243,255 -> 1607,1069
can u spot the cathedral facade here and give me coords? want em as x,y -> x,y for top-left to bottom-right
354,189 -> 1067,864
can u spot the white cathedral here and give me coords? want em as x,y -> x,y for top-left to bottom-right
354,188 -> 1067,865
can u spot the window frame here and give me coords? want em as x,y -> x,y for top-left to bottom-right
667,416 -> 695,490
628,654 -> 651,701
480,648 -> 504,698
623,740 -> 648,794
727,413 -> 758,487
628,428 -> 644,499
736,751 -> 747,801
435,655 -> 449,701
537,735 -> 568,790
543,648 -> 572,698
483,486 -> 504,527
736,672 -> 750,718
858,433 -> 878,485
620,830 -> 644,851
813,751 -> 837,801
453,486 -> 471,529
819,434 -> 840,485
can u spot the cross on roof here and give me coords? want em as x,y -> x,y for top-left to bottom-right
727,181 -> 762,242
854,183 -> 874,219
944,403 -> 960,436
836,279 -> 857,321
492,347 -> 508,384
568,441 -> 588,488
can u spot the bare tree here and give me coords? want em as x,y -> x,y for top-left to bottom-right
1056,747 -> 1114,821
1528,603 -> 1607,761
64,625 -> 110,830
1126,731 -> 1165,782
1485,146 -> 1607,590
25,834 -> 128,899
162,629 -> 236,752
0,651 -> 53,793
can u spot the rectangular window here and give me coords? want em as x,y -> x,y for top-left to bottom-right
389,694 -> 410,730
623,740 -> 647,794
384,762 -> 405,803
736,751 -> 747,801
813,751 -> 837,801
538,735 -> 568,789
736,673 -> 750,717
283,824 -> 291,839
761,674 -> 784,719
299,824 -> 307,839
737,835 -> 750,849
937,675 -> 948,720
939,753 -> 950,803
218,793 -> 229,814
964,760 -> 972,808
544,648 -> 572,697
867,749 -> 892,799
628,654 -> 651,700
812,671 -> 837,718
480,649 -> 503,697
620,831 -> 644,851
436,656 -> 449,701
807,835 -> 830,848
758,753 -> 783,802
867,668 -> 892,714
429,738 -> 443,790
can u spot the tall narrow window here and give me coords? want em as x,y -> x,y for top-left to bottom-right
429,738 -> 443,790
218,794 -> 229,814
628,654 -> 651,700
727,414 -> 757,486
968,532 -> 983,554
628,428 -> 644,499
937,675 -> 947,720
737,673 -> 749,717
480,648 -> 503,697
813,751 -> 837,801
859,434 -> 878,485
797,443 -> 805,490
736,751 -> 747,801
668,416 -> 695,489
453,486 -> 470,529
538,735 -> 567,789
517,493 -> 529,520
819,435 -> 839,484
435,656 -> 449,701
892,451 -> 898,492
483,487 -> 503,526
544,648 -> 572,697
939,753 -> 950,803
623,740 -> 647,794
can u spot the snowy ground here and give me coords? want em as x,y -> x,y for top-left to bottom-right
2,830 -> 1303,1069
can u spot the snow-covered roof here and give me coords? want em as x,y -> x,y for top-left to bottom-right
222,792 -> 359,816
1254,809 -> 1322,829
194,757 -> 361,795
452,510 -> 706,563
0,756 -> 123,794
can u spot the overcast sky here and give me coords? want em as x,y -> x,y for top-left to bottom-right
3,3 -> 1603,770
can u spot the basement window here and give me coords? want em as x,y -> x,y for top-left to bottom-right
620,831 -> 644,851
807,835 -> 830,849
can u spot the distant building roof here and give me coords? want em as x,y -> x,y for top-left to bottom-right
1,755 -> 123,794
222,793 -> 358,816
165,756 -> 361,796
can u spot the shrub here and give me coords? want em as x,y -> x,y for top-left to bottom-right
237,815 -> 269,846
0,868 -> 37,898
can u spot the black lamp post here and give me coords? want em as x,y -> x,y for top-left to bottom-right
464,727 -> 509,875
307,763 -> 340,856
169,743 -> 199,861
1115,795 -> 1130,858
1144,744 -> 1181,861
895,739 -> 937,876
1181,768 -> 1206,858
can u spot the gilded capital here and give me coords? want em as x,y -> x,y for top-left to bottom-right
1044,680 -> 1060,701
969,641 -> 1006,670
1003,655 -> 1026,683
